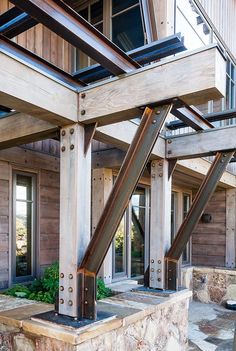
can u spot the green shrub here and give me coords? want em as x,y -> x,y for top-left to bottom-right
3,262 -> 112,303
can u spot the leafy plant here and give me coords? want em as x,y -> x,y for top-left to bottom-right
97,278 -> 112,300
3,262 -> 112,303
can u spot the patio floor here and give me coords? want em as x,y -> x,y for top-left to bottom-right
188,301 -> 236,351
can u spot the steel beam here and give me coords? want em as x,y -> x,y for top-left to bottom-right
73,33 -> 186,83
171,104 -> 214,131
77,104 -> 171,319
0,7 -> 37,38
167,108 -> 236,130
165,151 -> 235,290
11,0 -> 140,75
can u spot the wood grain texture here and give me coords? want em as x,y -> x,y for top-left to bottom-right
79,46 -> 226,125
192,190 -> 226,267
0,51 -> 78,126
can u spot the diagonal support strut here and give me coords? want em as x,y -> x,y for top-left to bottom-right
77,104 -> 172,319
165,150 -> 235,290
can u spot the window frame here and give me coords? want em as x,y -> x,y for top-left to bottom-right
12,170 -> 37,283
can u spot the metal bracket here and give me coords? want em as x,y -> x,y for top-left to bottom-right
78,269 -> 96,320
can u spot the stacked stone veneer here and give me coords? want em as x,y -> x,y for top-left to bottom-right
0,291 -> 191,351
182,266 -> 236,305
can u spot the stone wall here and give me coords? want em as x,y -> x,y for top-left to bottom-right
182,266 -> 236,305
0,291 -> 191,351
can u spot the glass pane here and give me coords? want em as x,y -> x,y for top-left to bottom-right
171,192 -> 177,243
16,175 -> 32,201
114,217 -> 126,274
131,206 -> 145,277
91,0 -> 103,24
112,0 -> 139,15
16,201 -> 32,277
176,0 -> 210,51
132,187 -> 145,207
112,6 -> 144,51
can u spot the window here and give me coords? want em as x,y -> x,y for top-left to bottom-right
175,0 -> 211,51
113,185 -> 150,280
171,190 -> 191,265
73,0 -> 146,72
12,172 -> 36,282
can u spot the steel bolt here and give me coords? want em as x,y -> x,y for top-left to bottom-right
155,110 -> 161,115
151,259 -> 154,263
157,269 -> 161,273
61,146 -> 66,152
60,273 -> 64,278
70,128 -> 74,135
68,287 -> 73,293
81,93 -> 86,99
158,260 -> 161,264
60,299 -> 64,304
85,287 -> 88,291
158,278 -> 161,282
151,268 -> 154,272
60,286 -> 64,291
61,130 -> 66,136
152,163 -> 155,167
68,300 -> 73,306
167,139 -> 172,144
84,301 -> 88,305
168,150 -> 172,154
69,274 -> 73,279
81,110 -> 86,115
159,173 -> 163,177
152,119 -> 157,124
74,317 -> 78,321
70,144 -> 74,150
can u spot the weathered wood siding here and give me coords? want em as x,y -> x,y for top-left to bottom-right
0,161 -> 10,289
192,190 -> 226,267
198,0 -> 236,59
0,1 -> 72,72
39,170 -> 60,270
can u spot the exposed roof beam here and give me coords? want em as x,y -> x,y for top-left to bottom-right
0,113 -> 58,149
11,0 -> 140,75
79,45 -> 226,125
73,33 -> 186,83
166,124 -> 236,159
0,6 -> 37,38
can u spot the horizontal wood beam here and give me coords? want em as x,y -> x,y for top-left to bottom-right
166,124 -> 236,159
95,121 -> 165,158
79,45 -> 226,125
0,113 -> 58,150
0,50 -> 78,126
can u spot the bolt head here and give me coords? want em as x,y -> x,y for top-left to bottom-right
60,286 -> 64,291
68,287 -> 73,293
69,274 -> 73,279
70,144 -> 74,150
68,300 -> 73,306
61,146 -> 66,152
81,109 -> 86,115
60,299 -> 64,304
81,93 -> 86,99
61,130 -> 66,136
151,259 -> 154,263
152,119 -> 157,124
158,260 -> 161,264
60,273 -> 64,278
70,128 -> 74,135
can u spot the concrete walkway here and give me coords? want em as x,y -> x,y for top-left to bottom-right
188,301 -> 235,350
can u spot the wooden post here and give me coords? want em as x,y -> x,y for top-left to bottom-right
149,159 -> 172,289
226,189 -> 236,268
59,124 -> 91,317
92,168 -> 113,284
150,0 -> 175,39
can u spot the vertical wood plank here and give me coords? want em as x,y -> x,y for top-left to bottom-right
92,168 -> 113,284
226,189 -> 236,268
149,159 -> 172,289
59,124 -> 91,317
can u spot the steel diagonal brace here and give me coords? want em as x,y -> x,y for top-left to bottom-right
165,151 -> 235,290
77,104 -> 172,320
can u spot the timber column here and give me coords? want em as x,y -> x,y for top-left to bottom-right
149,159 -> 172,289
92,168 -> 113,284
59,124 -> 91,317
